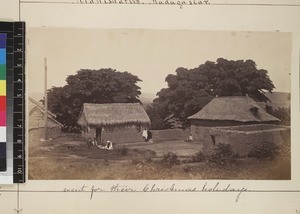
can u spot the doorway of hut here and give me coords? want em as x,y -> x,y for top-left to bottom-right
96,127 -> 102,144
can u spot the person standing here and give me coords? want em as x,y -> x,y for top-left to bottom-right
142,128 -> 148,141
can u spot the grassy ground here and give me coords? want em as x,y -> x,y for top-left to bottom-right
28,133 -> 291,180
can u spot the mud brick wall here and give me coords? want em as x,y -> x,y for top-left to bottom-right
82,126 -> 145,144
203,124 -> 290,157
190,120 -> 279,142
82,126 -> 190,144
151,129 -> 190,141
101,128 -> 144,144
190,120 -> 248,142
103,128 -> 190,144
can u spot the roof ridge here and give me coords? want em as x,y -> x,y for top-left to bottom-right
29,96 -> 63,126
29,96 -> 57,118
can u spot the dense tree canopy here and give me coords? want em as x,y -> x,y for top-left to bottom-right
47,69 -> 142,129
149,58 -> 275,129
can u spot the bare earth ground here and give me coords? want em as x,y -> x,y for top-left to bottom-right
28,133 -> 291,180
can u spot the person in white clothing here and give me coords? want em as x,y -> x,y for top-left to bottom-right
142,128 -> 148,141
105,141 -> 113,150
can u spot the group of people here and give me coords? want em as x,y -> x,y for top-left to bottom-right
86,128 -> 153,150
97,140 -> 113,150
87,129 -> 193,149
87,138 -> 113,150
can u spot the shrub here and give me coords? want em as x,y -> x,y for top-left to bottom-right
61,125 -> 81,133
248,142 -> 279,159
215,143 -> 233,157
143,150 -> 156,162
267,106 -> 290,126
191,151 -> 205,163
182,151 -> 205,164
183,165 -> 193,173
161,152 -> 180,168
207,143 -> 233,166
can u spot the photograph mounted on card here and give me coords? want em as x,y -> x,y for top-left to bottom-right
27,28 -> 291,180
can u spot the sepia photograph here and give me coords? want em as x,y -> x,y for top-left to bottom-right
27,28 -> 291,180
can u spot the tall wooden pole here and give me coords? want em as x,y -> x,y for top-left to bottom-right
43,57 -> 48,141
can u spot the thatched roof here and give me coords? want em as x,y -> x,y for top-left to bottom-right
78,103 -> 151,126
188,96 -> 280,123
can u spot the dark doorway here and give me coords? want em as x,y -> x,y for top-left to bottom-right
210,135 -> 216,145
96,127 -> 102,143
147,130 -> 152,141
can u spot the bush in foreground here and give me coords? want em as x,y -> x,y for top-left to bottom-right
248,141 -> 279,159
182,151 -> 205,164
207,143 -> 233,166
161,152 -> 180,168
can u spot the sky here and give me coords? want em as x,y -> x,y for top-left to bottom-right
27,28 -> 292,96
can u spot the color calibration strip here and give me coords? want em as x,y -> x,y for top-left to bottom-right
0,33 -> 7,172
0,22 -> 14,184
12,22 -> 26,183
0,22 -> 25,184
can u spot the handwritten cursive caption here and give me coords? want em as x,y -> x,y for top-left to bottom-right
76,0 -> 210,9
62,182 -> 248,202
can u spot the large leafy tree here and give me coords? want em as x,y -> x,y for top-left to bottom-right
47,69 -> 142,128
151,58 -> 275,128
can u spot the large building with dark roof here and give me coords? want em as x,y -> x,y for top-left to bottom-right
187,96 -> 290,156
188,96 -> 280,141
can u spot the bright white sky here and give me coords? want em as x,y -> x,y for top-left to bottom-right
27,28 -> 291,96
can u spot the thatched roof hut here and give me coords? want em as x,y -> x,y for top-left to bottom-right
188,96 -> 280,123
78,103 -> 151,143
78,103 -> 151,127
